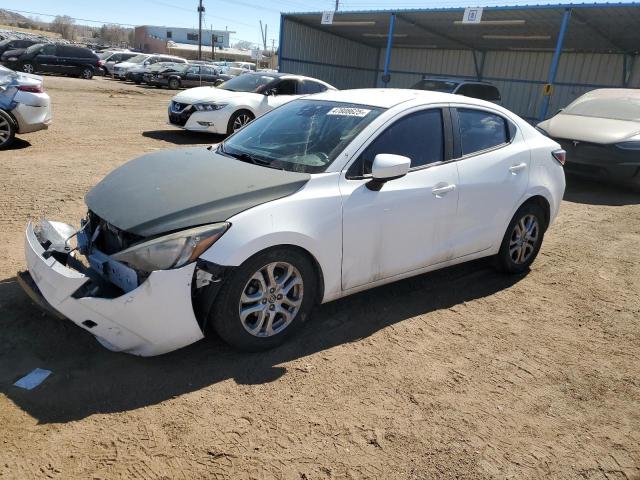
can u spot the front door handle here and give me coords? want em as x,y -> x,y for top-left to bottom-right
509,162 -> 527,174
432,184 -> 456,196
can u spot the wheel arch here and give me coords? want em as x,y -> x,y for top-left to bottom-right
521,194 -> 551,230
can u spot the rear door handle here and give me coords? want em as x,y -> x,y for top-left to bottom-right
509,163 -> 527,174
432,184 -> 456,196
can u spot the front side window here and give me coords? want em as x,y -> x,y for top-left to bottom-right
274,79 -> 297,95
187,65 -> 200,74
41,44 -> 56,55
458,108 -> 508,155
220,99 -> 384,173
355,109 -> 444,176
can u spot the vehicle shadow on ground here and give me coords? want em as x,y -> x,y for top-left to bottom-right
0,259 -> 522,424
564,175 -> 640,206
142,129 -> 225,145
2,138 -> 31,151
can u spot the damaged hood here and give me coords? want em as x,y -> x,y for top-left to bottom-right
85,147 -> 310,237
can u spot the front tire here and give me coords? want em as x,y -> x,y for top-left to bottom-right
495,202 -> 546,274
210,248 -> 317,351
226,110 -> 254,135
21,62 -> 35,74
168,78 -> 181,89
0,110 -> 16,149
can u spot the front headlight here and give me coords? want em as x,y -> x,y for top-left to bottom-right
8,56 -> 17,61
111,222 -> 230,272
194,103 -> 227,111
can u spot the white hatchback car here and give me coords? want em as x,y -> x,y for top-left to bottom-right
20,89 -> 565,356
168,72 -> 336,135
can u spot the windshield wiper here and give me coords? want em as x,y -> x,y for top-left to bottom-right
217,145 -> 282,170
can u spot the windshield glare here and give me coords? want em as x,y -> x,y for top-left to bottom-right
25,43 -> 44,54
127,55 -> 149,64
219,74 -> 276,92
563,95 -> 640,122
411,79 -> 458,93
0,65 -> 17,85
220,99 -> 385,173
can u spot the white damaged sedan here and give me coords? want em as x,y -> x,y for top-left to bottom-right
20,89 -> 565,356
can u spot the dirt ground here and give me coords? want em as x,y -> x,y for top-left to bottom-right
0,76 -> 639,480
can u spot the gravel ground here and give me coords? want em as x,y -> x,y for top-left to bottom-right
0,76 -> 639,480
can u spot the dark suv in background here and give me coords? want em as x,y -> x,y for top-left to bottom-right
411,77 -> 502,103
3,43 -> 100,79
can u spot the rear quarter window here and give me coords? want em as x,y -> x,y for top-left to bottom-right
457,108 -> 510,155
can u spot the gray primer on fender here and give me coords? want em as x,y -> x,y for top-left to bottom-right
85,147 -> 310,237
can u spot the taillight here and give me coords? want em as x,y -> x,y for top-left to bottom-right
18,85 -> 44,93
98,60 -> 105,67
552,149 -> 566,166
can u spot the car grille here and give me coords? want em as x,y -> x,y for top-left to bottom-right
169,101 -> 194,126
87,211 -> 142,255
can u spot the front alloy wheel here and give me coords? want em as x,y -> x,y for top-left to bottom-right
22,63 -> 34,74
239,262 -> 303,337
0,110 -> 16,149
227,110 -> 255,134
211,248 -> 317,351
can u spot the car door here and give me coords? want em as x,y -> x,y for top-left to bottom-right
449,106 -> 530,258
200,66 -> 217,85
182,65 -> 200,87
340,107 -> 460,290
265,79 -> 300,111
34,44 -> 58,73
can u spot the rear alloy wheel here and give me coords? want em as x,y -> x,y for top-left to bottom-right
495,203 -> 546,274
21,63 -> 35,74
227,110 -> 254,134
211,248 -> 317,351
81,67 -> 93,80
168,78 -> 181,89
0,110 -> 16,149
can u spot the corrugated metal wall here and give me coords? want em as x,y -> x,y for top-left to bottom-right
379,48 -> 640,120
281,18 -> 640,120
279,18 -> 379,89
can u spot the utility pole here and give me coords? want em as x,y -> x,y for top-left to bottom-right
197,0 -> 205,60
335,0 -> 339,11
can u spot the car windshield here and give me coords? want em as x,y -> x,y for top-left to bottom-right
25,43 -> 44,54
563,94 -> 640,122
218,74 -> 276,92
411,79 -> 459,93
127,55 -> 149,64
98,51 -> 112,59
219,99 -> 385,173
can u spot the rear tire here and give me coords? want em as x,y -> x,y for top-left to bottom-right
495,202 -> 546,274
168,78 -> 181,89
210,248 -> 317,351
81,67 -> 93,79
0,110 -> 16,149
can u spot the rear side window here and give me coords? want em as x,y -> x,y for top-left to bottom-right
457,108 -> 509,155
357,109 -> 444,175
274,79 -> 297,95
299,80 -> 328,94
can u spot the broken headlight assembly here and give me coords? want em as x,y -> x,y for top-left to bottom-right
111,222 -> 230,272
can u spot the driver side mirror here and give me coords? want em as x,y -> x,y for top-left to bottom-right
367,154 -> 411,191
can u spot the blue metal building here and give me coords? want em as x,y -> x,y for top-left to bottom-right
279,3 -> 640,120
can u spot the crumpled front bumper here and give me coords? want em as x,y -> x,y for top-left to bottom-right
22,222 -> 205,356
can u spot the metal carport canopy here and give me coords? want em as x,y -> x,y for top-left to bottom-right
283,3 -> 640,54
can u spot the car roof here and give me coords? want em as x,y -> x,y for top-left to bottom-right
575,88 -> 640,100
418,77 -> 496,86
308,88 -> 467,108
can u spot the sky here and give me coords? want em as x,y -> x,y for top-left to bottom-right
2,0 -> 615,48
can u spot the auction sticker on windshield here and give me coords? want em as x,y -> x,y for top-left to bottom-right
326,107 -> 372,117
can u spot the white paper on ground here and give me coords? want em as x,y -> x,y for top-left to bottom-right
13,368 -> 52,390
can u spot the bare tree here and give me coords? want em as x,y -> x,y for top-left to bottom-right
232,40 -> 254,50
50,15 -> 76,40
